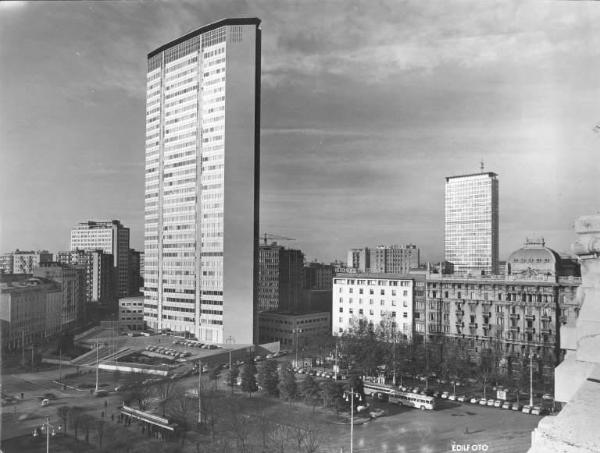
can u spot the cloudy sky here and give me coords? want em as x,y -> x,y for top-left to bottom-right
1,0 -> 599,263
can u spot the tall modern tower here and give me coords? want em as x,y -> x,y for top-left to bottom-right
445,172 -> 499,274
143,18 -> 261,344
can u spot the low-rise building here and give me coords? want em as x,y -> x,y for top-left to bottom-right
119,296 -> 144,331
258,311 -> 331,347
332,274 -> 415,341
10,250 -> 53,274
0,275 -> 62,350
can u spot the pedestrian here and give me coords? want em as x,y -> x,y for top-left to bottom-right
104,400 -> 108,408
111,413 -> 114,421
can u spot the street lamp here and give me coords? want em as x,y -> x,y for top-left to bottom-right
344,387 -> 362,453
225,336 -> 235,395
529,352 -> 535,407
33,417 -> 61,453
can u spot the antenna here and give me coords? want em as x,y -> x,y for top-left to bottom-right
480,160 -> 485,172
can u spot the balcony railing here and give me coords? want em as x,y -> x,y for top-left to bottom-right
525,327 -> 535,333
541,315 -> 551,322
540,328 -> 552,335
509,326 -> 520,332
525,314 -> 535,320
509,313 -> 520,320
456,310 -> 465,316
469,323 -> 478,329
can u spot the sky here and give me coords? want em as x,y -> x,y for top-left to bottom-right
1,0 -> 599,263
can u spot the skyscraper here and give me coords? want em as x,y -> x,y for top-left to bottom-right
143,18 -> 261,344
445,172 -> 499,274
70,220 -> 130,297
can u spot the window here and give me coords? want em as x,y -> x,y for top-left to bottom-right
403,301 -> 408,307
349,308 -> 353,314
339,307 -> 343,313
403,312 -> 408,318
380,289 -> 385,295
359,288 -> 364,294
359,309 -> 364,315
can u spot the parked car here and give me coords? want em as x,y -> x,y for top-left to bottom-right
457,395 -> 467,402
441,392 -> 449,399
542,393 -> 553,401
470,397 -> 479,404
531,406 -> 544,415
432,391 -> 441,398
40,398 -> 50,407
479,398 -> 488,406
522,405 -> 532,414
502,401 -> 512,410
512,402 -> 523,411
494,400 -> 502,408
486,399 -> 495,407
448,394 -> 456,401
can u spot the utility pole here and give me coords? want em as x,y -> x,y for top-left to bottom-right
58,348 -> 62,384
197,361 -> 202,424
95,338 -> 99,392
22,330 -> 25,366
31,344 -> 35,372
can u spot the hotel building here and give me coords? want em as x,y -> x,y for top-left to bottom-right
143,18 -> 261,344
445,172 -> 499,274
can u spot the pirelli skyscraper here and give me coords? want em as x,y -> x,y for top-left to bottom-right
143,18 -> 261,344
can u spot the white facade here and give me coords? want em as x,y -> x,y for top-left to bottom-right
445,172 -> 499,274
144,18 -> 261,344
332,274 -> 414,340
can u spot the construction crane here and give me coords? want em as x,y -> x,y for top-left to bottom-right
262,233 -> 295,246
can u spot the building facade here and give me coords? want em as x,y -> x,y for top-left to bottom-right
258,311 -> 331,347
445,172 -> 499,274
119,296 -> 145,331
347,245 -> 420,274
9,250 -> 53,274
33,263 -> 85,329
332,274 -> 415,341
0,253 -> 14,274
0,275 -> 62,350
56,249 -> 115,307
70,220 -> 130,297
143,18 -> 261,344
258,243 -> 304,312
425,239 -> 580,378
347,248 -> 370,272
128,249 -> 143,296
303,262 -> 334,291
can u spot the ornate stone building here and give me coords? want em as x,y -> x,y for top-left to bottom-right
425,238 -> 580,377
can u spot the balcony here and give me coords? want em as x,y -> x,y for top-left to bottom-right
482,322 -> 491,329
540,328 -> 552,335
541,314 -> 552,322
455,321 -> 464,328
456,310 -> 465,316
525,327 -> 535,334
525,313 -> 535,321
509,325 -> 520,332
469,323 -> 478,329
509,313 -> 520,320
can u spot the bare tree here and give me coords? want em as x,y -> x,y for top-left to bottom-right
95,419 -> 106,448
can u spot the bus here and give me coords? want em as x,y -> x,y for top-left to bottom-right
363,382 -> 436,410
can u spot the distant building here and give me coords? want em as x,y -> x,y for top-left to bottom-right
258,243 -> 304,312
347,245 -> 420,274
70,220 -> 130,297
303,262 -> 334,291
119,296 -> 144,331
445,172 -> 499,274
33,263 -> 85,329
0,275 -> 62,350
0,253 -> 14,274
347,248 -> 370,272
258,311 -> 331,347
10,250 -> 53,274
128,249 -> 143,296
332,274 -> 415,341
56,249 -> 115,308
425,238 -> 581,379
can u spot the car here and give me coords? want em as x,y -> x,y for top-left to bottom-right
522,405 -> 532,414
441,391 -> 449,399
412,387 -> 420,394
457,395 -> 467,402
502,401 -> 512,409
448,394 -> 456,401
494,400 -> 502,408
487,399 -> 495,406
542,393 -> 553,401
94,390 -> 109,397
512,402 -> 523,411
531,406 -> 545,415
40,398 -> 50,407
432,391 -> 441,398
470,397 -> 479,404
479,398 -> 487,406
266,354 -> 274,359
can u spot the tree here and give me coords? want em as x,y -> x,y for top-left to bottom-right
226,365 -> 239,392
320,380 -> 343,410
68,406 -> 84,440
278,365 -> 297,404
80,414 -> 94,444
95,419 -> 106,448
240,363 -> 258,397
300,374 -> 321,412
257,359 -> 279,396
208,365 -> 220,390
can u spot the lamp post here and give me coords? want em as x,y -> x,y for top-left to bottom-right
225,336 -> 235,395
197,361 -> 202,424
33,417 -> 61,453
529,352 -> 535,407
292,328 -> 303,368
344,387 -> 362,453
